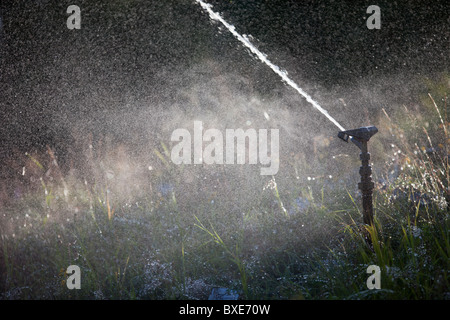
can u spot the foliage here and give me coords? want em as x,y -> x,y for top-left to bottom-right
0,87 -> 448,300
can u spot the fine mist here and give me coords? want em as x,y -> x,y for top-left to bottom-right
0,0 -> 448,301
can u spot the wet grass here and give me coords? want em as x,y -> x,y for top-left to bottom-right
0,93 -> 448,300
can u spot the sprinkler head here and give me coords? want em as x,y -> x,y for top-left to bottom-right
338,126 -> 378,151
338,126 -> 378,143
337,125 -> 379,229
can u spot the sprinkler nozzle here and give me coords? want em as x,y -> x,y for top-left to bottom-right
338,126 -> 378,151
338,126 -> 378,143
337,131 -> 349,142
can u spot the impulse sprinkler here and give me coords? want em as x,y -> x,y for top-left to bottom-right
338,126 -> 378,226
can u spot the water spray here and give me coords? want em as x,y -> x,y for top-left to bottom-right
338,126 -> 378,226
195,1 -> 379,228
195,0 -> 345,132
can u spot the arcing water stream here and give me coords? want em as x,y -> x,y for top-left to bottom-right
195,0 -> 346,131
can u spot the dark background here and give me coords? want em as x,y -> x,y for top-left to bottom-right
0,0 -> 449,164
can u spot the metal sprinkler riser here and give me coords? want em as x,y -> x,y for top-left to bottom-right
338,126 -> 378,226
358,147 -> 375,226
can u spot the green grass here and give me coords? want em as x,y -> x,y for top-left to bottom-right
0,90 -> 448,300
